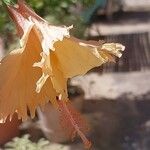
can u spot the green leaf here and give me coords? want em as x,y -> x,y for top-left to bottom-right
2,0 -> 14,5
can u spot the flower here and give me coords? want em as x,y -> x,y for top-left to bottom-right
0,0 -> 125,148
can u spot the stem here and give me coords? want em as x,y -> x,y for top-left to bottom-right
61,100 -> 91,149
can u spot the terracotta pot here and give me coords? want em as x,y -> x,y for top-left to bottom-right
0,113 -> 21,145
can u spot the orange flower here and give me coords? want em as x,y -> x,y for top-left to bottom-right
0,0 -> 125,148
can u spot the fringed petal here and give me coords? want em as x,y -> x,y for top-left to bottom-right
53,37 -> 125,78
0,26 -> 57,121
101,43 -> 125,58
33,23 -> 72,93
34,52 -> 52,93
33,19 -> 72,55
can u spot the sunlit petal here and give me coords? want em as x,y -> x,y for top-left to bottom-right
53,37 -> 125,78
0,26 -> 57,121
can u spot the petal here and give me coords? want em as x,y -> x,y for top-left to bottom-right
35,51 -> 68,98
8,0 -> 72,55
33,19 -> 72,55
34,53 -> 52,93
53,37 -> 125,78
50,52 -> 68,97
0,26 -> 57,121
101,43 -> 125,58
